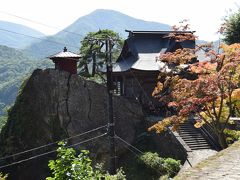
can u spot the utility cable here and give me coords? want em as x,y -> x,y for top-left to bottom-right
115,134 -> 143,154
68,133 -> 107,148
0,10 -> 83,37
0,133 -> 107,170
0,124 -> 107,161
116,138 -> 140,157
116,135 -> 180,175
0,28 -> 79,49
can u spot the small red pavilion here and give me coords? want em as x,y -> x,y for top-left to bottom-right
48,47 -> 81,74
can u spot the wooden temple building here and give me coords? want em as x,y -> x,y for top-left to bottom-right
48,47 -> 81,74
112,30 -> 195,107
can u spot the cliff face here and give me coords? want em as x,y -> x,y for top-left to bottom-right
0,69 -> 144,179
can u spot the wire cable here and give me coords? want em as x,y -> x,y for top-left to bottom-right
0,28 -> 79,49
115,134 -> 143,154
68,133 -> 107,148
0,124 -> 107,161
0,133 -> 107,170
116,135 -> 179,175
116,138 -> 139,157
0,10 -> 83,37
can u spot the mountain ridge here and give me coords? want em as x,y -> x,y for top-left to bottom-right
25,9 -> 172,58
0,9 -> 172,118
0,20 -> 45,49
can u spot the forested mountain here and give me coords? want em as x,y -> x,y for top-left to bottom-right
0,9 -> 171,121
0,21 -> 44,49
0,9 -> 216,122
25,9 -> 171,58
0,45 -> 52,116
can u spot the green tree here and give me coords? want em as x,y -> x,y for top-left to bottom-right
0,172 -> 8,180
223,10 -> 240,44
46,142 -> 126,180
79,29 -> 123,77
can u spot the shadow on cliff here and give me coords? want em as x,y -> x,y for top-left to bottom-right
0,69 -> 145,179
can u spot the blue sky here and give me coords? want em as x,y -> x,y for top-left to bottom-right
0,0 -> 239,41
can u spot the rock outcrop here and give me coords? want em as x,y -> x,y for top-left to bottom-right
0,69 -> 144,180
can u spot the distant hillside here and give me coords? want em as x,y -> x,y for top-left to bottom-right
0,21 -> 45,49
0,45 -> 52,116
25,9 -> 171,58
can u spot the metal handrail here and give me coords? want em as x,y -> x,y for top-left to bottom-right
167,127 -> 192,167
188,118 -> 222,151
199,125 -> 222,151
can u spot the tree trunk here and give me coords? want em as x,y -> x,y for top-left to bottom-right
92,52 -> 96,76
217,132 -> 228,149
84,63 -> 89,76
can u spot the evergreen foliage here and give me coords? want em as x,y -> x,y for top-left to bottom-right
79,29 -> 123,78
223,10 -> 240,44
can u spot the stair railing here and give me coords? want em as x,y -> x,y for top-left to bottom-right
167,127 -> 192,167
188,117 -> 222,151
198,125 -> 222,151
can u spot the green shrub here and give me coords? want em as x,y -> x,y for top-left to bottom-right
105,168 -> 126,180
226,137 -> 234,145
224,129 -> 240,144
0,172 -> 8,180
46,141 -> 126,180
163,158 -> 181,177
159,174 -> 170,180
139,152 -> 165,172
139,152 -> 181,178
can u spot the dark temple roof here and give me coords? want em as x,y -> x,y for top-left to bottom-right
113,30 -> 195,72
125,30 -> 195,35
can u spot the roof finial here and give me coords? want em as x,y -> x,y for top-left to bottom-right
63,47 -> 67,52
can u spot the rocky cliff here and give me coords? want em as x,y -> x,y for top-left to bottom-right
0,69 -> 144,179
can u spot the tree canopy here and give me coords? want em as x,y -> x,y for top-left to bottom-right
79,29 -> 123,78
149,24 -> 240,149
223,10 -> 240,44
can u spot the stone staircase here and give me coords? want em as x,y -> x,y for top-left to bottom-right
178,121 -> 212,150
171,121 -> 218,171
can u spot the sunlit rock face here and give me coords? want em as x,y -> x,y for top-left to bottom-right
0,69 -> 144,180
